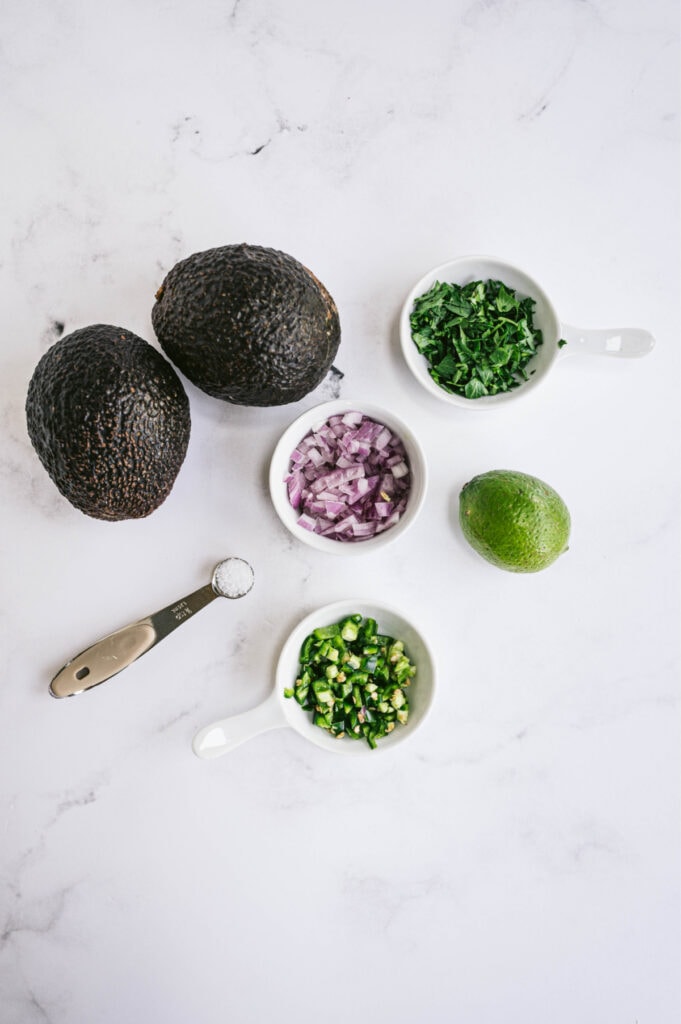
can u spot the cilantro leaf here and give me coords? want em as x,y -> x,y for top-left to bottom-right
465,378 -> 488,399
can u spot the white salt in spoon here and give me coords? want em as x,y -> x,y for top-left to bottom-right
49,558 -> 254,698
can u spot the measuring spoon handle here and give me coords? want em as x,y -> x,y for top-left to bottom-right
193,692 -> 287,758
50,584 -> 217,698
560,323 -> 655,358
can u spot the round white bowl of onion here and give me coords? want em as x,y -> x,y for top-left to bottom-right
269,399 -> 427,554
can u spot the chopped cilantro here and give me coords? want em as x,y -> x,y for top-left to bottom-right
409,278 -> 544,398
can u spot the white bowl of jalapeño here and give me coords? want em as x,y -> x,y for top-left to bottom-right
192,600 -> 436,758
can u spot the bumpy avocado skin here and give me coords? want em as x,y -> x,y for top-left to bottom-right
26,325 -> 191,521
151,244 -> 341,406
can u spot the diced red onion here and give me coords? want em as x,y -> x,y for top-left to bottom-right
287,470 -> 304,510
284,411 -> 412,542
374,426 -> 392,450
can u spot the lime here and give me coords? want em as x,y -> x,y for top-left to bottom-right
459,470 -> 570,573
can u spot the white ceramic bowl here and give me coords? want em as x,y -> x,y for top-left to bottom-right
193,599 -> 436,758
268,399 -> 427,554
399,254 -> 655,409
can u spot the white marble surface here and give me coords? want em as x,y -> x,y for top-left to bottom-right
1,1 -> 679,1020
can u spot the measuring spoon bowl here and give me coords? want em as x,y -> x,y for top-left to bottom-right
192,599 -> 436,759
399,255 -> 655,409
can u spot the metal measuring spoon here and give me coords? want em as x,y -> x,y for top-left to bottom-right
49,558 -> 254,699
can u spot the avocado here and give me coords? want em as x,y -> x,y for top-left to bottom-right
151,244 -> 341,406
26,324 -> 191,521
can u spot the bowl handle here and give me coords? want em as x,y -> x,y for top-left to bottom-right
559,323 -> 655,358
192,691 -> 287,759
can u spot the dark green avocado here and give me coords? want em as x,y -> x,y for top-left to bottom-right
26,325 -> 191,521
151,244 -> 341,406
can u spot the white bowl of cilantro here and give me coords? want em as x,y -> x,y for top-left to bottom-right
269,399 -> 427,553
399,255 -> 655,407
192,600 -> 436,758
400,255 -> 561,407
